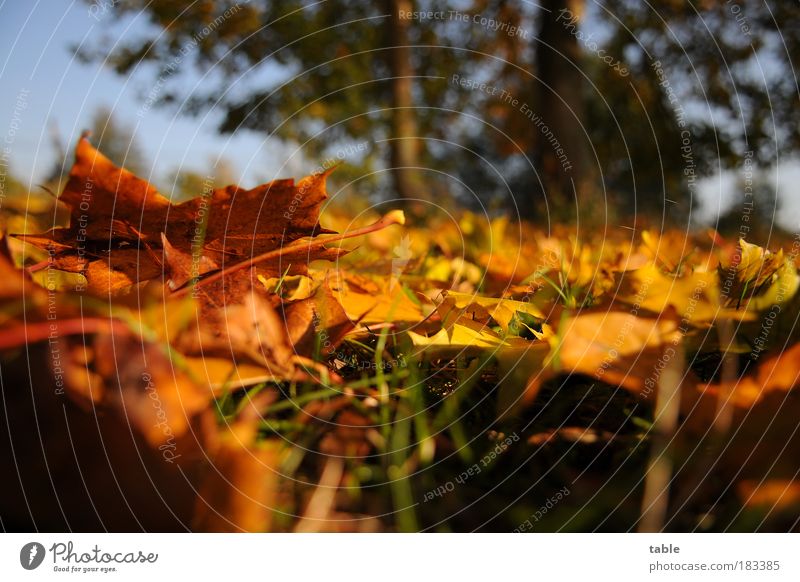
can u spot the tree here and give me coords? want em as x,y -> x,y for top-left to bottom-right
386,0 -> 422,200
78,1 -> 455,200
77,1 -> 800,223
582,0 -> 800,222
471,0 -> 800,223
533,0 -> 595,220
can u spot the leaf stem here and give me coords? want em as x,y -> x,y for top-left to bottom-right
172,211 -> 405,297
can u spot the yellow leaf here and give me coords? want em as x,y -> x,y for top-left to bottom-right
258,273 -> 317,301
622,264 -> 750,324
523,311 -> 685,404
734,238 -> 784,287
182,356 -> 279,394
743,257 -> 800,311
408,323 -> 517,351
331,272 -> 425,325
445,291 -> 545,332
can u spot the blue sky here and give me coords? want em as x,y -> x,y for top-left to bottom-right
0,0 -> 307,192
1,0 -> 798,229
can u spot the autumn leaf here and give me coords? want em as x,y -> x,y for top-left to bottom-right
407,323 -> 522,353
619,264 -> 749,324
699,341 -> 800,407
521,310 -> 685,405
17,137 -> 335,294
443,290 -> 546,334
329,268 -> 426,326
91,330 -> 212,448
283,278 -> 356,358
193,393 -> 282,533
8,128 -> 800,535
0,318 -> 211,530
679,344 -> 800,504
639,229 -> 709,274
174,289 -> 297,376
718,239 -> 800,312
737,480 -> 800,511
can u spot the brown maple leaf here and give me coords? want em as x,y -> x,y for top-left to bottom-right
17,137 -> 334,294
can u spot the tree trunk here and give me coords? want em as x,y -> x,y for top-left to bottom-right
386,0 -> 420,200
533,0 -> 594,220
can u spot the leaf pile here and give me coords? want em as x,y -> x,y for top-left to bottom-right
3,138 -> 800,531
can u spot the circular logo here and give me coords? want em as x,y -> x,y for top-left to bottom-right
19,542 -> 46,570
